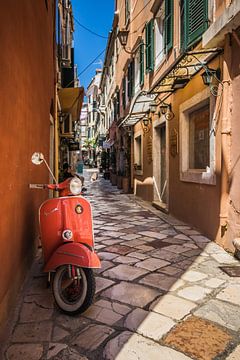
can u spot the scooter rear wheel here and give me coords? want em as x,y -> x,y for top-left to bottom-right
52,265 -> 95,315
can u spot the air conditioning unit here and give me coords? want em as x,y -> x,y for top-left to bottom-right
61,44 -> 71,68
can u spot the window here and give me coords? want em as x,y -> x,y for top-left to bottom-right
139,42 -> 144,85
164,0 -> 173,52
180,89 -> 216,185
189,105 -> 209,170
122,77 -> 126,109
135,50 -> 141,93
155,4 -> 165,68
145,20 -> 154,72
181,0 -> 208,50
134,134 -> 142,172
116,89 -> 120,117
125,0 -> 130,25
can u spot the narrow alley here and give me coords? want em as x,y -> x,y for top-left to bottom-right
2,176 -> 240,360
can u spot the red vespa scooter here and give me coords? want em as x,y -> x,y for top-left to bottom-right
30,152 -> 101,314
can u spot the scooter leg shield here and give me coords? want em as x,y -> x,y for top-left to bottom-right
44,242 -> 101,272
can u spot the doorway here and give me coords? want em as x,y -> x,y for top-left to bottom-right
153,120 -> 168,210
159,124 -> 167,203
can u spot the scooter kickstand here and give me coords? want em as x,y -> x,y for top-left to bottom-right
47,272 -> 51,288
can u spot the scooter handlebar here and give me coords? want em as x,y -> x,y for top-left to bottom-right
29,184 -> 59,190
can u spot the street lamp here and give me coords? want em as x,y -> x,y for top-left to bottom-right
118,29 -> 129,47
149,101 -> 157,114
141,116 -> 152,135
117,29 -> 144,55
158,102 -> 175,121
201,67 -> 221,86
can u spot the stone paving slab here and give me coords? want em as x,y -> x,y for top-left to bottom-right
135,257 -> 170,271
12,322 -> 53,342
6,344 -> 44,360
226,345 -> 240,359
124,308 -> 176,341
71,324 -> 114,351
177,285 -> 213,302
95,277 -> 115,294
194,299 -> 240,331
102,264 -> 148,281
103,331 -> 193,360
150,294 -> 197,320
216,284 -> 240,306
139,272 -> 177,291
164,316 -> 232,360
3,177 -> 240,360
102,281 -> 160,307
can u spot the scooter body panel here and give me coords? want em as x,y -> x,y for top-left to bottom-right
44,242 -> 101,272
39,196 -> 94,263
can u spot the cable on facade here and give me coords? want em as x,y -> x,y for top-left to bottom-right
79,49 -> 106,76
73,16 -> 108,39
63,48 -> 106,89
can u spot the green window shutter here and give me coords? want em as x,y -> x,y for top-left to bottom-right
185,0 -> 208,48
165,0 -> 173,53
145,20 -> 154,72
125,0 -> 130,24
139,42 -> 144,85
127,60 -> 135,99
122,78 -> 126,109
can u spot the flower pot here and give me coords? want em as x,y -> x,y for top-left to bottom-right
122,177 -> 130,193
110,173 -> 117,186
117,175 -> 123,189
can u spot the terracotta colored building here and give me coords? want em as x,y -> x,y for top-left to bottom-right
0,1 -> 55,335
0,0 -> 84,338
100,0 -> 240,251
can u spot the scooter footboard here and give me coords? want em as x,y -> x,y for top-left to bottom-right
44,243 -> 101,272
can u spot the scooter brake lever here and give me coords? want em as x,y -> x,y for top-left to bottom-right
29,184 -> 46,189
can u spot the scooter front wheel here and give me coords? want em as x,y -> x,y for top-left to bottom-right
52,265 -> 95,315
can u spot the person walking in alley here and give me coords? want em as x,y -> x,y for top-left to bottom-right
61,163 -> 86,191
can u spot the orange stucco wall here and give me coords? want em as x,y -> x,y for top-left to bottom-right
167,60 -> 222,241
0,1 -> 55,335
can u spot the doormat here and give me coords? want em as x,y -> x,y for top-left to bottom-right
220,266 -> 240,277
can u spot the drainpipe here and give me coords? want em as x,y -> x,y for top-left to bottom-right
219,41 -> 232,248
54,82 -> 59,183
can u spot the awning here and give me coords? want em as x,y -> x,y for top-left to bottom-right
120,47 -> 222,128
120,90 -> 158,127
150,47 -> 222,95
58,87 -> 84,121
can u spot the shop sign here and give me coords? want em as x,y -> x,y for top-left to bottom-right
170,128 -> 178,157
147,136 -> 153,163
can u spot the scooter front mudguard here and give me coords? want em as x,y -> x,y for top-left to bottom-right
44,242 -> 101,272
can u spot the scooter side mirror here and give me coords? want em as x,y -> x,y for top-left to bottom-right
31,152 -> 44,165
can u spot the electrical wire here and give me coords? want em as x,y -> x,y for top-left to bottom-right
79,49 -> 106,76
63,48 -> 106,88
73,16 -> 108,39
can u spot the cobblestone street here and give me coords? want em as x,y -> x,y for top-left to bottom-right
2,176 -> 240,360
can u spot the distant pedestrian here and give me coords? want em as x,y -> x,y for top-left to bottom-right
61,163 -> 86,191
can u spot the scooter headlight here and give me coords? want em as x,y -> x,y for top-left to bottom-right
62,229 -> 73,241
69,177 -> 82,195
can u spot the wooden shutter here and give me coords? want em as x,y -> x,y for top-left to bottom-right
122,78 -> 126,109
139,42 -> 144,85
185,0 -> 208,48
127,61 -> 135,99
165,0 -> 173,52
145,20 -> 154,72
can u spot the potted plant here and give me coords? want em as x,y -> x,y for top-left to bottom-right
110,149 -> 117,185
122,149 -> 131,193
117,169 -> 123,189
